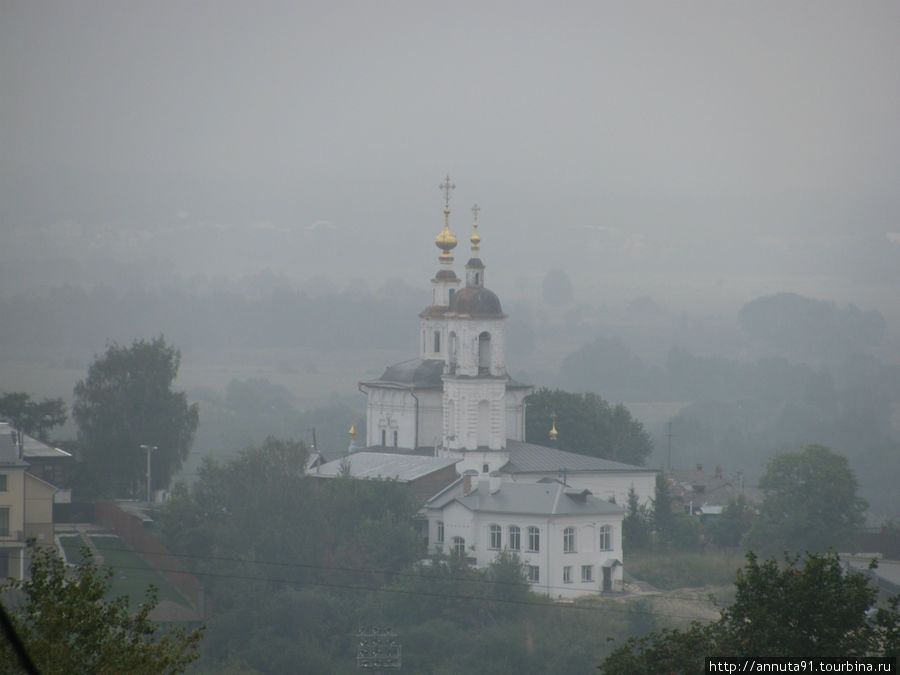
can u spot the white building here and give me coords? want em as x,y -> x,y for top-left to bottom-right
424,472 -> 624,597
357,177 -> 657,595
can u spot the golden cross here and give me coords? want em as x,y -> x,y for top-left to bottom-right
471,203 -> 480,220
439,175 -> 455,208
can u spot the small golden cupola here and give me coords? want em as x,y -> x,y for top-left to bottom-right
549,412 -> 559,442
435,175 -> 458,261
464,203 -> 486,289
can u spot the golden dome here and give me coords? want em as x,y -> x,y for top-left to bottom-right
435,221 -> 458,256
470,203 -> 481,251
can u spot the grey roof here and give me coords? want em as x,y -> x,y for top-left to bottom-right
502,440 -> 655,474
313,452 -> 458,482
0,423 -> 72,460
427,478 -> 625,517
448,286 -> 505,317
0,431 -> 27,466
364,358 -> 445,389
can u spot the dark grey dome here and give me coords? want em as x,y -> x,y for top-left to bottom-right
449,287 -> 504,316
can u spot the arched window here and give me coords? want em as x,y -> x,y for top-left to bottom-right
563,526 -> 576,553
381,429 -> 386,446
452,536 -> 466,557
478,331 -> 491,373
508,525 -> 520,551
436,520 -> 444,544
448,331 -> 457,370
433,330 -> 441,353
392,430 -> 398,447
598,525 -> 612,551
489,524 -> 501,550
527,526 -> 540,552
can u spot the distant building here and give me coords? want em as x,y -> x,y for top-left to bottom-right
351,178 -> 657,596
423,472 -> 625,597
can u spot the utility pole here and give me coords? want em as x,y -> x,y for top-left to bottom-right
139,445 -> 157,503
666,420 -> 674,470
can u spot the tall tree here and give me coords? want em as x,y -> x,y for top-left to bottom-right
0,392 -> 67,441
525,388 -> 653,465
0,547 -> 202,674
745,444 -> 867,554
73,336 -> 199,497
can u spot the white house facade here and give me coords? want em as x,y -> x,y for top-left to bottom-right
424,473 -> 625,598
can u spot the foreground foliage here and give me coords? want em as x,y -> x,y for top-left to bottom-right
0,547 -> 202,674
600,551 -> 899,673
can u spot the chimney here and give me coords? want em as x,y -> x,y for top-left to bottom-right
462,469 -> 478,495
489,471 -> 502,494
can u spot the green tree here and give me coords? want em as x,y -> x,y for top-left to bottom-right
0,392 -> 67,441
601,551 -> 898,672
651,472 -> 674,544
745,444 -> 867,554
0,547 -> 202,674
708,494 -> 755,548
524,388 -> 653,465
623,486 -> 650,550
73,336 -> 199,497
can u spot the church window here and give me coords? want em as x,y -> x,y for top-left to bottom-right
451,536 -> 465,557
527,565 -> 540,583
563,527 -> 576,553
581,565 -> 594,583
563,566 -> 572,584
508,525 -> 520,551
482,463 -> 489,473
436,520 -> 444,544
393,430 -> 398,447
527,526 -> 540,552
433,330 -> 440,353
478,332 -> 491,373
598,525 -> 612,551
474,272 -> 479,285
381,429 -> 386,446
489,524 -> 501,550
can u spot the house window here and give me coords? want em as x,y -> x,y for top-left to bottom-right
598,525 -> 612,551
0,508 -> 9,537
581,565 -> 594,582
489,524 -> 501,550
452,536 -> 466,557
527,565 -> 540,584
508,525 -> 520,551
563,566 -> 572,584
436,521 -> 444,544
563,526 -> 576,553
0,475 -> 6,491
527,526 -> 540,552
393,430 -> 398,447
0,551 -> 7,578
433,330 -> 441,353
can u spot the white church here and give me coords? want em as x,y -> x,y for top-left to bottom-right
347,177 -> 656,596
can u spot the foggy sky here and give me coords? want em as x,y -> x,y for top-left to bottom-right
2,1 -> 899,317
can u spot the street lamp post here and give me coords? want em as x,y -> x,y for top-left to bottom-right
139,444 -> 158,503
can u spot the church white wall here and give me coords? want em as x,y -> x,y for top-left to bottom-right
504,389 -> 529,441
442,379 -> 508,450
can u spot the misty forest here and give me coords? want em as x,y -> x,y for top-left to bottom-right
2,2 -> 900,673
